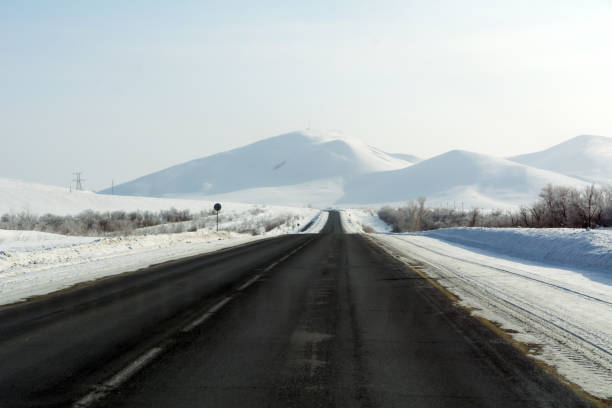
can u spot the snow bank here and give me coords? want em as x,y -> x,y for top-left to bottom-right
0,230 -> 264,306
415,227 -> 612,279
370,226 -> 612,399
301,211 -> 329,233
0,230 -> 99,253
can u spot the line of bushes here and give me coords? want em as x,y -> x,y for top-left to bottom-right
0,205 -> 300,237
0,208 -> 196,236
378,184 -> 612,232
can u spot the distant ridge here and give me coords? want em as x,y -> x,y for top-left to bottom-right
339,149 -> 589,208
83,131 -> 612,208
508,135 -> 612,185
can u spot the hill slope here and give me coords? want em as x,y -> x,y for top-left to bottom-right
339,150 -> 590,208
508,135 -> 612,185
385,152 -> 421,163
100,130 -> 413,198
0,177 -> 273,216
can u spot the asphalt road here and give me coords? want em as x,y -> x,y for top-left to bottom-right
0,212 -> 590,407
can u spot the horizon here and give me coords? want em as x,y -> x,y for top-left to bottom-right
2,130 -> 609,192
2,1 -> 611,190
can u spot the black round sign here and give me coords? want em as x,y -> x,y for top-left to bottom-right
214,203 -> 222,212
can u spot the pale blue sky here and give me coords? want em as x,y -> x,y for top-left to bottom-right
2,1 -> 611,190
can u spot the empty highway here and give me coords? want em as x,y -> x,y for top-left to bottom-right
0,212 -> 590,407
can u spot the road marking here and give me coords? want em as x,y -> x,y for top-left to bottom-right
73,347 -> 164,408
237,274 -> 262,291
73,237 -> 315,407
181,296 -> 233,333
262,239 -> 312,272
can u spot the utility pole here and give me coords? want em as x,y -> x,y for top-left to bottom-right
112,179 -> 114,195
73,172 -> 84,191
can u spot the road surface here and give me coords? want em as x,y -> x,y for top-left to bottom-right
0,212 -> 590,407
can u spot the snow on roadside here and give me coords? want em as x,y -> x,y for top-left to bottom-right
369,228 -> 612,399
419,227 -> 612,281
0,209 -> 323,306
301,211 -> 329,233
0,230 -> 99,253
339,208 -> 392,233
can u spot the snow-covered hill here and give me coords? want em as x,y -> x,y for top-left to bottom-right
100,130 -> 413,198
0,177 -> 314,216
339,150 -> 590,208
508,135 -> 612,185
4,132 -> 608,211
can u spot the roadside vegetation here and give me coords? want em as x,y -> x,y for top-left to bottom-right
379,184 -> 612,232
0,206 -> 302,236
0,208 -> 194,236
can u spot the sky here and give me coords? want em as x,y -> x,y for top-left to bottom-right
1,0 -> 612,190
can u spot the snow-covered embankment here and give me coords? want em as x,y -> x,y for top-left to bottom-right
369,227 -> 612,400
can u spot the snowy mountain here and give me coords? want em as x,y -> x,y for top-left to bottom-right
508,135 -> 612,185
339,150 -> 590,208
4,132 -> 606,212
100,130 -> 413,199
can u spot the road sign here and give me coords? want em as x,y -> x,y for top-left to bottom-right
214,203 -> 222,231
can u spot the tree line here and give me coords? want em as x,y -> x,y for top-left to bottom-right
378,184 -> 612,232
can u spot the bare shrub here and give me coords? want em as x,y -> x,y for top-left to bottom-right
0,208 -> 197,236
361,224 -> 375,233
378,184 -> 612,232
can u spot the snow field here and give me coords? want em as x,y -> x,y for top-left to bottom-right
0,176 -> 315,217
368,228 -> 612,399
0,208 -> 324,306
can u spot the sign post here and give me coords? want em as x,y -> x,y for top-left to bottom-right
214,203 -> 222,231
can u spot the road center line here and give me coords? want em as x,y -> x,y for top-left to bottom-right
73,346 -> 164,408
182,296 -> 233,333
262,239 -> 312,272
263,262 -> 279,272
73,237 -> 315,407
237,274 -> 262,291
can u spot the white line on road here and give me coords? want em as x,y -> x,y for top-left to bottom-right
73,237 -> 315,407
237,274 -> 262,291
73,347 -> 164,408
181,296 -> 233,333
